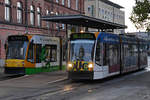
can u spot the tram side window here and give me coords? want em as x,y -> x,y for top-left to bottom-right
95,41 -> 101,65
45,46 -> 51,62
51,45 -> 57,62
45,45 -> 57,62
140,44 -> 147,65
124,45 -> 129,57
36,44 -> 42,63
129,45 -> 134,56
130,44 -> 138,65
27,42 -> 34,63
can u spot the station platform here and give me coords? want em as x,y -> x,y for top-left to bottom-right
0,70 -> 67,88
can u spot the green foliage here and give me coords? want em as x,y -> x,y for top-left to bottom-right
40,46 -> 51,68
40,46 -> 46,61
130,0 -> 150,32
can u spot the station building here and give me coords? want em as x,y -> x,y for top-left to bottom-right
84,0 -> 125,34
0,0 -> 84,67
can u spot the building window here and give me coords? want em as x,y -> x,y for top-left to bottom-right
46,10 -> 49,28
56,12 -> 59,29
91,5 -> 94,16
17,2 -> 22,24
88,6 -> 91,12
56,0 -> 59,3
76,0 -> 78,10
5,0 -> 11,21
88,5 -> 94,16
68,0 -> 70,8
37,7 -> 41,27
102,9 -> 104,14
30,5 -> 35,26
46,10 -> 49,15
62,24 -> 65,29
99,8 -> 101,17
62,0 -> 65,5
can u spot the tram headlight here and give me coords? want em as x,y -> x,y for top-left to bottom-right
67,63 -> 73,69
88,63 -> 93,68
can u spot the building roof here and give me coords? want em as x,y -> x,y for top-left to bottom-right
100,0 -> 124,9
42,14 -> 127,29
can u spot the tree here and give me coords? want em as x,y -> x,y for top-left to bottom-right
130,0 -> 150,32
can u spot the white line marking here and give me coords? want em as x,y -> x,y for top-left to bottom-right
47,77 -> 67,84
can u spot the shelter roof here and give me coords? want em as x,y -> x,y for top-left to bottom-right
42,14 -> 127,29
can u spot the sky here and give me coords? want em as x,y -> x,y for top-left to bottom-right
109,0 -> 137,32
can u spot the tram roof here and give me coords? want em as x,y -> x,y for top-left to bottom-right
42,14 -> 127,29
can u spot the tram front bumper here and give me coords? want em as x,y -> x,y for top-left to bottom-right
68,71 -> 94,80
4,67 -> 25,75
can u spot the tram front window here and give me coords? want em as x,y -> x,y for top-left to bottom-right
7,41 -> 28,59
70,40 -> 95,61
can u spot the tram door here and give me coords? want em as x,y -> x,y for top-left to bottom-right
35,44 -> 42,67
95,40 -> 103,66
107,44 -> 120,73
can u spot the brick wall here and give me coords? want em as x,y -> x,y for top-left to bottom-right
0,0 -> 84,67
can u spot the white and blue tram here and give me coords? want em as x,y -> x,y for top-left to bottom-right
67,32 -> 148,80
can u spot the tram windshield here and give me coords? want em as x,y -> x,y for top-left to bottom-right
70,40 -> 95,61
6,41 -> 28,59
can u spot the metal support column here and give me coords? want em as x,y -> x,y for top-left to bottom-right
66,24 -> 68,64
59,37 -> 63,70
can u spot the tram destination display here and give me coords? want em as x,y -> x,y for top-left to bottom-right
70,33 -> 95,40
8,36 -> 28,41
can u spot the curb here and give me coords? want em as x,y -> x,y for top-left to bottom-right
47,77 -> 68,84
